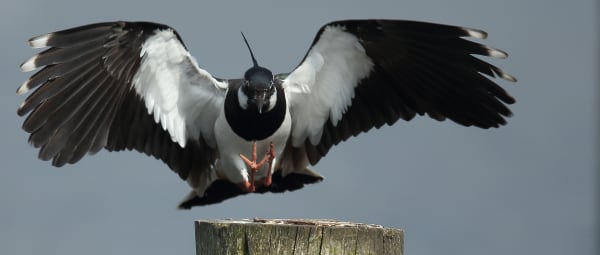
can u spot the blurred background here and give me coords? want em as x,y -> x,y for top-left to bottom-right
0,0 -> 597,254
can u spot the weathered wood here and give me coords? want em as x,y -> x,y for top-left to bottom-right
195,219 -> 403,255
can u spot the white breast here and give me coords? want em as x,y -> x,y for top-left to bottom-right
214,105 -> 292,184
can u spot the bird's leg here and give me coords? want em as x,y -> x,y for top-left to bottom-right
239,142 -> 271,192
263,142 -> 275,187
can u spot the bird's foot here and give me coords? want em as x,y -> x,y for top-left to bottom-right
239,142 -> 275,192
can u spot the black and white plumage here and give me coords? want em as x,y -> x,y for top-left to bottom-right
17,20 -> 516,208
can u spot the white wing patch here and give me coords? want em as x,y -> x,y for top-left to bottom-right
132,29 -> 227,148
284,25 -> 374,146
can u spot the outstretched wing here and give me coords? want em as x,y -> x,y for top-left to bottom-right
17,22 -> 227,182
283,19 -> 516,165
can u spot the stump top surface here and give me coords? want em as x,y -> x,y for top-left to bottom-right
197,218 -> 389,229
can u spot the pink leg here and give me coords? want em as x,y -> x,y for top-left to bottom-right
239,142 -> 273,192
263,143 -> 275,187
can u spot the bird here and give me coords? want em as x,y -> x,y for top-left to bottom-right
16,19 -> 516,209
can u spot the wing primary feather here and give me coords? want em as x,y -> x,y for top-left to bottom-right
22,65 -> 101,136
36,23 -> 116,48
18,51 -> 104,116
37,72 -> 112,162
21,36 -> 108,73
63,80 -> 119,164
406,45 -> 511,117
66,78 -> 125,164
404,56 -> 491,126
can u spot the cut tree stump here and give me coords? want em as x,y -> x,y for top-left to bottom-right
195,219 -> 403,255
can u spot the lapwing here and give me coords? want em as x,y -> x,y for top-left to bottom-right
17,20 -> 516,209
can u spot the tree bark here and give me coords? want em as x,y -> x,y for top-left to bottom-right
195,219 -> 403,255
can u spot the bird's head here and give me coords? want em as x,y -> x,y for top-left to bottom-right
241,66 -> 276,114
238,32 -> 277,114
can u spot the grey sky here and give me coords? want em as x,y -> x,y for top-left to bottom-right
0,1 -> 597,255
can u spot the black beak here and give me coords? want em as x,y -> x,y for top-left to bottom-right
251,91 -> 268,114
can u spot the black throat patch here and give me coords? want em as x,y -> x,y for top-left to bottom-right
224,81 -> 286,141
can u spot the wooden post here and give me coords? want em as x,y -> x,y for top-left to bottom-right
195,219 -> 403,255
